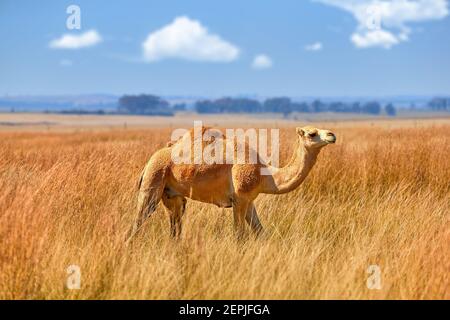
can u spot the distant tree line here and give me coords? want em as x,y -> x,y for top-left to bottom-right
1,94 -> 449,115
195,97 -> 388,115
196,98 -> 262,113
116,94 -> 450,116
428,97 -> 450,111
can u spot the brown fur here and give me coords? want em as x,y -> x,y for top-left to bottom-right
128,126 -> 336,240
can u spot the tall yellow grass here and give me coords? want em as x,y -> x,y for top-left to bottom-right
0,120 -> 448,299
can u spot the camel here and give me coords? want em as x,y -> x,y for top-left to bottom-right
128,125 -> 336,240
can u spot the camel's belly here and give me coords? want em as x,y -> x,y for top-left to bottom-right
167,164 -> 234,208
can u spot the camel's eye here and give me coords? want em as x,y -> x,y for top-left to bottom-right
308,132 -> 317,138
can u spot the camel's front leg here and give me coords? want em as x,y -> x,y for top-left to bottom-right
232,199 -> 249,240
245,203 -> 264,236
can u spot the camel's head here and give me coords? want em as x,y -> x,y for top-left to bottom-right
296,126 -> 336,149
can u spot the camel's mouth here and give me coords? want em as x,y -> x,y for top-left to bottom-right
324,132 -> 336,144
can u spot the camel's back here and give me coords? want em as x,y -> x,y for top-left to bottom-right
169,126 -> 264,165
165,127 -> 263,205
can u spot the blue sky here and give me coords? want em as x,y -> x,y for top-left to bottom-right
1,0 -> 449,97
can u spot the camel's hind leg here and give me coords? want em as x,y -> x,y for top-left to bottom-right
232,198 -> 249,240
126,163 -> 167,242
162,193 -> 186,239
245,203 -> 264,236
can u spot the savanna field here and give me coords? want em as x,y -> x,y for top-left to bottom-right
0,116 -> 449,299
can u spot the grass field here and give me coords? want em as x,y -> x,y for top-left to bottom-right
0,115 -> 448,299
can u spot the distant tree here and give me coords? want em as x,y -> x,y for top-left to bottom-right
118,94 -> 171,115
172,103 -> 186,111
328,102 -> 337,112
195,97 -> 261,113
351,102 -> 361,113
362,101 -> 381,115
329,102 -> 352,112
428,97 -> 449,111
311,99 -> 326,113
385,103 -> 396,116
218,97 -> 260,113
235,98 -> 262,113
196,100 -> 219,113
263,97 -> 292,114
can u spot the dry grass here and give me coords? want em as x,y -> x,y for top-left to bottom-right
0,119 -> 449,299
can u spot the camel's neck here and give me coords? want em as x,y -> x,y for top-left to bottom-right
261,140 -> 320,194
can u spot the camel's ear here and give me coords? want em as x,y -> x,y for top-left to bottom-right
296,127 -> 305,137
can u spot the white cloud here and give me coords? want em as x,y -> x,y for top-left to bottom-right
305,42 -> 323,51
49,30 -> 102,49
251,54 -> 273,69
315,0 -> 449,48
142,16 -> 239,62
351,29 -> 399,48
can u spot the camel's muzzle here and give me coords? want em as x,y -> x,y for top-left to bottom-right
325,132 -> 336,144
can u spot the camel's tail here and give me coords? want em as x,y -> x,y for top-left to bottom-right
126,162 -> 167,242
